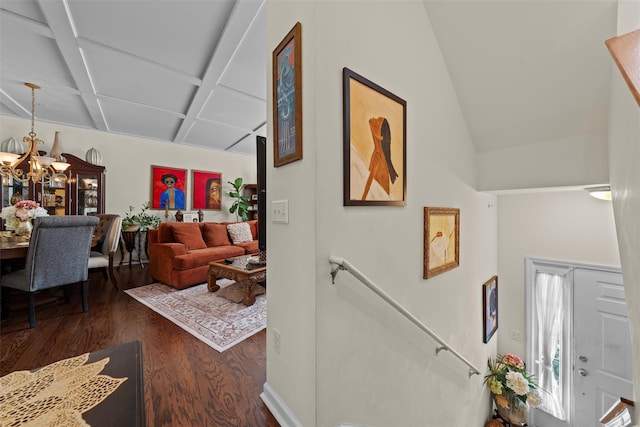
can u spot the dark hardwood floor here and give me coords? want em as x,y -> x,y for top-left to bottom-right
0,263 -> 280,427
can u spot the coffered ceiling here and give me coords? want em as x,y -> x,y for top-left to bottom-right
0,0 -> 266,156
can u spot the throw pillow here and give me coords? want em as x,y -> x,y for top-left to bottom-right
203,223 -> 231,247
172,223 -> 207,250
227,222 -> 252,244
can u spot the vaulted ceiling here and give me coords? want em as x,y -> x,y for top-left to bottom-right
0,1 -> 619,160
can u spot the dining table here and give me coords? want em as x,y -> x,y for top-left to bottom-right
0,239 -> 29,261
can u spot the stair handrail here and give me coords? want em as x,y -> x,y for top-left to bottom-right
329,255 -> 481,378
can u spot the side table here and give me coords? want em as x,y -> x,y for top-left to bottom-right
120,230 -> 144,268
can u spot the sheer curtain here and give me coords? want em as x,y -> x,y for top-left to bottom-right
535,272 -> 566,419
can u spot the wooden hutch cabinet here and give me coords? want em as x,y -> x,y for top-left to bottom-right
1,153 -> 105,216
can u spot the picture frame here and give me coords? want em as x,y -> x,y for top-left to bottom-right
423,207 -> 460,279
150,165 -> 187,210
191,170 -> 222,210
482,275 -> 498,343
273,21 -> 302,167
183,213 -> 199,223
343,67 -> 406,206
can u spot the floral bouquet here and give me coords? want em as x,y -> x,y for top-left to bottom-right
1,200 -> 49,231
484,353 -> 542,424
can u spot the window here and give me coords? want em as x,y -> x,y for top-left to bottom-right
526,259 -> 572,422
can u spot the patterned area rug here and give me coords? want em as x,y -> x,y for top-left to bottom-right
125,280 -> 266,352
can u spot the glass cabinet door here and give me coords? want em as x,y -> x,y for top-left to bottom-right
78,174 -> 99,216
1,176 -> 29,209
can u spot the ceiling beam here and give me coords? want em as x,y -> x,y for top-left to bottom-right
37,0 -> 108,131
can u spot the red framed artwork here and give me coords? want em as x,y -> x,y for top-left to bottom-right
150,165 -> 187,210
192,170 -> 222,210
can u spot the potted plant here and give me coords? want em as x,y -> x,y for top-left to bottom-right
228,177 -> 250,222
122,202 -> 161,232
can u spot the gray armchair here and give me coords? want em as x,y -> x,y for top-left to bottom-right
88,214 -> 122,289
0,215 -> 99,328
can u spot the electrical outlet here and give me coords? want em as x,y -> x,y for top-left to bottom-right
510,329 -> 523,342
273,329 -> 281,354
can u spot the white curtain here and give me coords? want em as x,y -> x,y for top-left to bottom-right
535,272 -> 566,419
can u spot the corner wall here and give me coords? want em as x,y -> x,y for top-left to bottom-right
607,0 -> 640,422
0,116 -> 256,222
266,1 -> 497,426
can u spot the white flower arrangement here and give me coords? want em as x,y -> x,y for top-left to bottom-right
1,200 -> 49,230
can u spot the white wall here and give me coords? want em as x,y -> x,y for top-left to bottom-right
607,0 -> 640,422
497,190 -> 620,359
0,115 -> 256,222
267,1 -> 497,426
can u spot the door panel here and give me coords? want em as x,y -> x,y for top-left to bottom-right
573,268 -> 632,427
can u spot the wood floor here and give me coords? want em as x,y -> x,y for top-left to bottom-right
0,264 -> 280,427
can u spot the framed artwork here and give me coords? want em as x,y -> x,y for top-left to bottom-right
191,170 -> 222,210
343,67 -> 406,206
483,275 -> 498,343
150,165 -> 187,210
273,21 -> 302,167
423,207 -> 460,279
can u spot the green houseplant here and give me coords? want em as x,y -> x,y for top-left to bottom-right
228,177 -> 250,222
123,202 -> 161,231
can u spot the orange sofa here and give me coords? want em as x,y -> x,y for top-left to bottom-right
148,220 -> 259,289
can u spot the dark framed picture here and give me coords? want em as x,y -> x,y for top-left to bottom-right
191,170 -> 222,210
423,207 -> 460,279
343,67 -> 406,206
150,165 -> 187,210
483,275 -> 498,343
273,21 -> 302,167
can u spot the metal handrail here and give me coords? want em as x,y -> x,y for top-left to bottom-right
329,255 -> 481,378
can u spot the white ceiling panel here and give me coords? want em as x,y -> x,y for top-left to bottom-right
227,134 -> 258,156
200,86 -> 266,130
82,43 -> 197,113
100,97 -> 182,142
0,0 -> 46,23
218,4 -> 266,100
0,24 -> 75,89
184,119 -> 250,151
67,0 -> 234,77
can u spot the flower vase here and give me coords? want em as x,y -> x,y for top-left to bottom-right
494,393 -> 529,426
15,220 -> 33,238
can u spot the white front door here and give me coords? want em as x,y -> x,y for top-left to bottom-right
573,268 -> 633,426
527,260 -> 633,427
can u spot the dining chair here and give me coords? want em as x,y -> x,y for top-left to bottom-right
0,215 -> 99,328
88,214 -> 122,289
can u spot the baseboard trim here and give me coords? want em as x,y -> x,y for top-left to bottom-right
260,382 -> 303,427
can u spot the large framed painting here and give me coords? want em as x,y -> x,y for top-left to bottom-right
343,67 -> 406,206
483,275 -> 498,343
150,165 -> 187,210
191,170 -> 222,210
272,21 -> 302,167
423,207 -> 460,279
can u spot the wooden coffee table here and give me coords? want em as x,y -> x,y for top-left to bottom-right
207,254 -> 266,306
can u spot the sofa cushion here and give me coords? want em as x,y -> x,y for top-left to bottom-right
203,223 -> 231,247
227,222 -> 252,244
172,222 -> 207,250
247,220 -> 258,240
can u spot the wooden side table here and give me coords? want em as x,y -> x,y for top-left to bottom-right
120,230 -> 143,268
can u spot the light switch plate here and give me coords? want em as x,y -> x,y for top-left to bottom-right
272,200 -> 288,223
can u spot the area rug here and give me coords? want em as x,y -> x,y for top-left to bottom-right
125,280 -> 266,352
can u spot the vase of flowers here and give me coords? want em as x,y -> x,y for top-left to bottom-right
0,200 -> 49,239
484,353 -> 542,426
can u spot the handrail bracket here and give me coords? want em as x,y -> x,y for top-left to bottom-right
330,264 -> 346,284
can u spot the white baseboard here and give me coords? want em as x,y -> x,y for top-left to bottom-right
260,382 -> 303,427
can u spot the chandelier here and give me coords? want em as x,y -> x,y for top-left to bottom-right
0,83 -> 70,184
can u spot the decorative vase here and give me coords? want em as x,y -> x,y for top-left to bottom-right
15,220 -> 33,238
494,393 -> 529,426
50,131 -> 64,160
